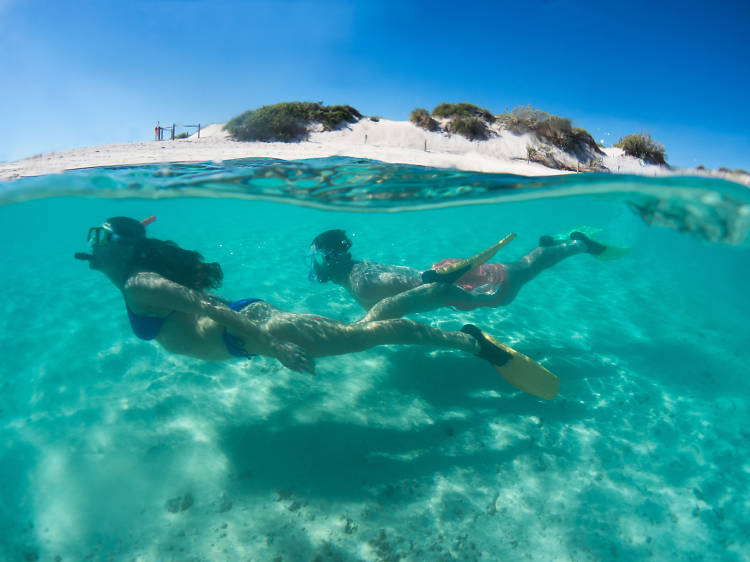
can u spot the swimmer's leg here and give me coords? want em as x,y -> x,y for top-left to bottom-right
264,309 -> 479,357
358,280 -> 511,322
502,240 -> 587,303
357,282 -> 470,322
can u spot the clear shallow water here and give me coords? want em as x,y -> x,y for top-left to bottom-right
1,158 -> 749,561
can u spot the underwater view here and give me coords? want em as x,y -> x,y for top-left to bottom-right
1,157 -> 749,561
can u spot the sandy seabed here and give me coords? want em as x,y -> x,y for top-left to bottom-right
1,192 -> 748,561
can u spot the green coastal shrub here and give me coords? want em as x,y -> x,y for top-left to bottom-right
432,102 -> 495,123
614,133 -> 667,165
317,104 -> 362,130
410,108 -> 439,131
500,106 -> 599,154
428,102 -> 494,140
225,102 -> 362,141
225,105 -> 305,141
446,115 -> 490,140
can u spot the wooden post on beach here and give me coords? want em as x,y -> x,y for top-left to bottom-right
365,134 -> 368,144
171,124 -> 175,140
197,124 -> 201,139
424,139 -> 427,152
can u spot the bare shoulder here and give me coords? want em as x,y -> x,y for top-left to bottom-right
124,272 -> 202,313
124,271 -> 171,291
123,273 -> 186,305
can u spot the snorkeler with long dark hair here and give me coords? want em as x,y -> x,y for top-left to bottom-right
75,216 -> 560,399
308,228 -> 627,322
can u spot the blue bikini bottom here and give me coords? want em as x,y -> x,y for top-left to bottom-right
222,298 -> 263,359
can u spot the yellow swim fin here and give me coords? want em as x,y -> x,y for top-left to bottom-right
421,233 -> 516,284
461,324 -> 560,400
593,245 -> 631,261
569,230 -> 630,261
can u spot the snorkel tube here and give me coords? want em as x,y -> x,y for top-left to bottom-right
75,215 -> 156,260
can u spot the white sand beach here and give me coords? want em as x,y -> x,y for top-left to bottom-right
3,119 -> 745,185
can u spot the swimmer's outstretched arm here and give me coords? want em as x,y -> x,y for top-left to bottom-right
124,272 -> 314,373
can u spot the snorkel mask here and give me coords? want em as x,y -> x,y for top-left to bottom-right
307,229 -> 352,282
86,223 -> 118,247
75,215 -> 156,261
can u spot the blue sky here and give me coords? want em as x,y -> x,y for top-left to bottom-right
1,0 -> 748,169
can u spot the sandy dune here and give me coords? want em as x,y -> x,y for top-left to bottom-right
1,119 -> 746,186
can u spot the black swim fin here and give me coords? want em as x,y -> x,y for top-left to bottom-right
462,324 -> 560,400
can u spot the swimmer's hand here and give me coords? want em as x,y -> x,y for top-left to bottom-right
274,341 -> 316,375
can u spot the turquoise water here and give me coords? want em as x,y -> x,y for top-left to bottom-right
1,158 -> 749,561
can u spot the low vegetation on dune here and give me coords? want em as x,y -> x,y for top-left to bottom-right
431,103 -> 494,140
409,102 -> 603,164
224,100 -> 672,172
431,102 -> 495,123
225,102 -> 362,141
411,103 -> 496,140
614,133 -> 667,165
498,106 -> 601,155
409,108 -> 439,132
445,116 -> 490,140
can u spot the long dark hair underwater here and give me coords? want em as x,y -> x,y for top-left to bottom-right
108,217 -> 223,290
132,238 -> 223,290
